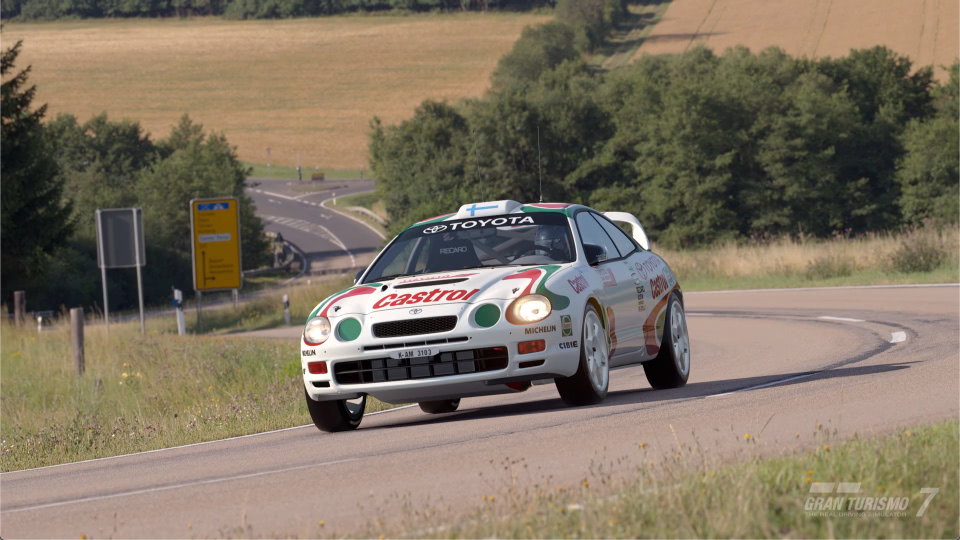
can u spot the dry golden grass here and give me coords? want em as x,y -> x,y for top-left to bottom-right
658,225 -> 959,282
635,0 -> 958,80
3,13 -> 549,169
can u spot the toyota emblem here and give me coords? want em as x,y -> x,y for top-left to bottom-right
422,224 -> 447,234
409,308 -> 423,315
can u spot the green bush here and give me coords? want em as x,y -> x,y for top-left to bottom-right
804,255 -> 855,280
887,237 -> 948,273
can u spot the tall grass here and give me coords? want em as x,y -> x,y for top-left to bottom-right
658,224 -> 959,290
0,277 -> 390,472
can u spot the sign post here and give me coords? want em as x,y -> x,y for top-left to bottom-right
96,208 -> 147,335
189,198 -> 242,332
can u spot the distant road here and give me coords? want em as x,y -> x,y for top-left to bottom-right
245,178 -> 384,277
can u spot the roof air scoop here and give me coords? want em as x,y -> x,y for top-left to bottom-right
454,200 -> 523,219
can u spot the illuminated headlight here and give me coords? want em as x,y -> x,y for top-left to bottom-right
506,294 -> 552,324
303,316 -> 332,345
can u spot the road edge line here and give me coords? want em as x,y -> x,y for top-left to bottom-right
320,191 -> 387,240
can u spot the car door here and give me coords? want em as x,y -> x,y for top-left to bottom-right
573,211 -> 642,359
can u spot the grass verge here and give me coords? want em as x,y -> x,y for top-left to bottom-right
659,224 -> 959,291
244,162 -> 364,180
327,191 -> 389,237
369,421 -> 958,538
0,278 -> 394,472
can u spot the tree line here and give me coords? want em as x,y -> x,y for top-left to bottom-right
2,0 -> 550,20
371,26 -> 959,246
2,41 -> 269,312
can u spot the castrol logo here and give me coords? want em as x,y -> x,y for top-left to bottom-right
373,289 -> 480,309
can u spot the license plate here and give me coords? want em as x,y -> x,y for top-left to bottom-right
389,348 -> 438,360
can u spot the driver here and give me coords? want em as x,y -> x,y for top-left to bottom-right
533,225 -> 569,259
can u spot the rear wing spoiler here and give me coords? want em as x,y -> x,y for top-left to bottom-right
603,212 -> 650,251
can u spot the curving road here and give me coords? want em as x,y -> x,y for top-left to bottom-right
246,177 -> 384,275
2,284 -> 957,538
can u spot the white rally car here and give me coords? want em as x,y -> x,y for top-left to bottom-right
301,200 -> 691,431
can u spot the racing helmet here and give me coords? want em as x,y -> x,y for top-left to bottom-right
535,225 -> 567,254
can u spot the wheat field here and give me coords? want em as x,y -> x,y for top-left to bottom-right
3,13 -> 549,169
635,0 -> 958,80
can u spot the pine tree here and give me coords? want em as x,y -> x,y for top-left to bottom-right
1,40 -> 74,302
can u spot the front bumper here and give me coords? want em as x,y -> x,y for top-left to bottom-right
301,302 -> 580,404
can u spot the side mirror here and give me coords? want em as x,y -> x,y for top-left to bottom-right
354,270 -> 364,284
583,244 -> 607,266
603,211 -> 651,251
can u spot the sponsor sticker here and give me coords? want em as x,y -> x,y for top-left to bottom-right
596,267 -> 617,287
650,274 -> 669,299
524,324 -> 556,335
568,273 -> 588,294
421,215 -> 534,234
561,315 -> 573,337
559,340 -> 579,350
301,349 -> 316,357
439,246 -> 468,255
373,288 -> 480,309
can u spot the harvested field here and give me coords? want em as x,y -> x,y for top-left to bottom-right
634,0 -> 958,80
2,14 -> 549,169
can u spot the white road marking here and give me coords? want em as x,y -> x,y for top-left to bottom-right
707,371 -> 822,398
688,283 -> 958,295
817,316 -> 865,322
320,191 -> 387,240
685,312 -> 715,317
1,458 -> 361,514
890,331 -> 907,343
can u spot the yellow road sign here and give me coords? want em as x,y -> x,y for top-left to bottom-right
190,197 -> 242,291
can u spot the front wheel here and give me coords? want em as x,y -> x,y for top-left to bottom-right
305,389 -> 365,432
555,303 -> 609,405
643,292 -> 691,389
418,399 -> 460,414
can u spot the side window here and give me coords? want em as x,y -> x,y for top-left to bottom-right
593,214 -> 637,257
575,212 -> 619,263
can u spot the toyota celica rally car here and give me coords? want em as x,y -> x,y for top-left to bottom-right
301,200 -> 691,431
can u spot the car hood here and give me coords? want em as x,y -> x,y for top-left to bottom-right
309,265 -> 576,319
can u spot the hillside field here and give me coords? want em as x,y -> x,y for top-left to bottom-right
634,0 -> 958,80
2,13 -> 549,169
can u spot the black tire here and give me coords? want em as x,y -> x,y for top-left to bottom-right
418,399 -> 461,414
556,303 -> 609,406
643,291 -> 691,389
304,389 -> 365,432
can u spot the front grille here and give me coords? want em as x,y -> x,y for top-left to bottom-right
373,316 -> 457,338
334,346 -> 508,385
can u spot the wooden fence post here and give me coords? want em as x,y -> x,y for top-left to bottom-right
70,308 -> 85,376
13,290 -> 25,327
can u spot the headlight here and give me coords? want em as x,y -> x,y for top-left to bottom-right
303,316 -> 332,345
506,294 -> 552,324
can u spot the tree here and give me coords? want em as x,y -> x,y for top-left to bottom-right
490,21 -> 580,91
1,41 -> 74,303
137,115 -> 270,271
897,62 -> 960,224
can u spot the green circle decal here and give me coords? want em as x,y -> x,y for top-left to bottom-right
475,304 -> 501,328
337,318 -> 362,341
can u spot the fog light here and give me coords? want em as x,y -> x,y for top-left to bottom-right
518,340 -> 545,355
308,361 -> 327,374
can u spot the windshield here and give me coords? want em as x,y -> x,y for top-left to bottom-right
363,212 -> 575,283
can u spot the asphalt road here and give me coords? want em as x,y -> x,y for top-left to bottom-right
2,284 -> 957,538
245,178 -> 384,275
